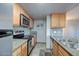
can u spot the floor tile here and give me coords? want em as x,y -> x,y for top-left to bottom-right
30,43 -> 46,56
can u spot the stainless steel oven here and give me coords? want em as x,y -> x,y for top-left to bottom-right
20,14 -> 29,27
28,39 -> 32,55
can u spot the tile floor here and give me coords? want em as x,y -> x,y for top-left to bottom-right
30,43 -> 46,56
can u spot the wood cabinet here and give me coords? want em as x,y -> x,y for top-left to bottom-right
21,42 -> 27,56
51,14 -> 59,28
13,42 -> 27,56
13,4 -> 21,26
51,13 -> 66,28
13,4 -> 33,28
52,40 -> 59,56
59,14 -> 65,27
20,7 -> 30,19
52,40 -> 72,56
58,45 -> 71,56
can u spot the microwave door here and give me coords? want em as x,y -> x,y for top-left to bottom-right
20,14 -> 29,27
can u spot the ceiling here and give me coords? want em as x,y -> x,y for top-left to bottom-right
19,3 -> 79,19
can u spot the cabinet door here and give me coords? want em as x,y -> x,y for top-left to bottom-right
52,40 -> 72,56
13,4 -> 21,26
21,8 -> 26,16
58,45 -> 70,56
20,7 -> 31,21
22,43 -> 27,56
53,44 -> 57,56
53,41 -> 58,56
59,14 -> 65,28
51,14 -> 59,28
17,46 -> 22,56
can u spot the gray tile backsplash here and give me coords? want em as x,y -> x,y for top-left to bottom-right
50,28 -> 63,39
13,26 -> 30,35
24,28 -> 30,35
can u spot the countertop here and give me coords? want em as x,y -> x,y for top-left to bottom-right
0,34 -> 12,38
50,36 -> 79,56
0,30 -> 13,38
13,39 -> 28,51
13,35 -> 34,39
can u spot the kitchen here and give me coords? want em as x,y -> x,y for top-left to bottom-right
0,3 -> 79,56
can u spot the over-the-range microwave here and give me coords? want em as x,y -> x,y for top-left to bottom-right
20,14 -> 30,27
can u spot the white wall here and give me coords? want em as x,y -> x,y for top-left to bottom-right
63,5 -> 79,40
0,4 -> 13,29
0,36 -> 12,56
33,19 -> 46,43
46,16 -> 51,49
66,5 -> 79,20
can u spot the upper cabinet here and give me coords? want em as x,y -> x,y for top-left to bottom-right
13,4 -> 33,28
50,13 -> 66,28
13,4 -> 21,26
20,7 -> 29,19
59,14 -> 66,27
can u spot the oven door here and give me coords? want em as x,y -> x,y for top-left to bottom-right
28,39 -> 33,55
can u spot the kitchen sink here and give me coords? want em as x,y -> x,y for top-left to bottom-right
59,38 -> 79,50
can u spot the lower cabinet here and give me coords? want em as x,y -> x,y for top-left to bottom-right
21,42 -> 27,56
58,45 -> 71,56
52,40 -> 72,56
13,42 -> 27,56
52,40 -> 59,56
